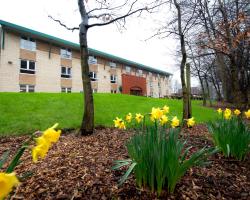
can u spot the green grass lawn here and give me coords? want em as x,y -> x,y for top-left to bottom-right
0,93 -> 216,136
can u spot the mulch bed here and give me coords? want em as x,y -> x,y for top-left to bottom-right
0,125 -> 249,200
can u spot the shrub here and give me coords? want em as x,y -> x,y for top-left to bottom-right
113,106 -> 215,195
208,109 -> 250,160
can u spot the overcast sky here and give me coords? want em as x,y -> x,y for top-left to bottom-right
0,0 -> 199,87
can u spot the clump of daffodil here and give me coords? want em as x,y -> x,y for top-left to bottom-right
244,109 -> 250,119
217,108 -> 222,114
160,115 -> 168,126
113,117 -> 126,130
187,117 -> 195,128
150,107 -> 163,121
135,113 -> 144,123
125,113 -> 132,123
224,108 -> 232,120
162,105 -> 170,114
32,123 -> 61,163
234,109 -> 241,116
171,116 -> 180,128
0,172 -> 19,199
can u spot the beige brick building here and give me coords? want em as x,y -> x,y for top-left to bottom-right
0,20 -> 172,98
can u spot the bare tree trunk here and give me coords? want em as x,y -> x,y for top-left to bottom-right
204,75 -> 212,107
78,0 -> 94,135
173,0 -> 192,120
199,77 -> 207,106
186,63 -> 192,116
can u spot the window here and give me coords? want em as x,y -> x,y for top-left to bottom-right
111,90 -> 117,94
88,56 -> 97,64
61,87 -> 71,93
109,62 -> 116,68
137,69 -> 143,76
20,60 -> 36,74
20,36 -> 36,51
20,84 -> 35,92
60,48 -> 72,59
149,72 -> 152,76
149,81 -> 153,87
125,66 -> 131,73
61,66 -> 71,78
110,75 -> 117,83
89,71 -> 97,81
93,89 -> 97,93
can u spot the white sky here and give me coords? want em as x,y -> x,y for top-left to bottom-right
0,0 -> 199,87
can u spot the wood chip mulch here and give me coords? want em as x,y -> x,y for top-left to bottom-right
0,125 -> 249,200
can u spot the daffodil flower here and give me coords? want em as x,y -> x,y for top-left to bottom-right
244,109 -> 250,119
234,109 -> 241,116
162,105 -> 170,114
32,123 -> 61,163
187,117 -> 195,128
125,113 -> 132,123
224,108 -> 232,120
217,108 -> 222,114
135,113 -> 144,123
0,172 -> 19,199
171,116 -> 180,128
150,107 -> 163,121
160,115 -> 168,126
113,117 -> 126,129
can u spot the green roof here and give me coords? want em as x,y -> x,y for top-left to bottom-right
0,19 -> 171,76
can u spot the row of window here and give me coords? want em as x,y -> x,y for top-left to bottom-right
19,85 -> 117,94
20,38 -> 144,74
20,37 -> 166,80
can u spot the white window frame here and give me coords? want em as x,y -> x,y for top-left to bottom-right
20,36 -> 36,51
149,81 -> 153,87
109,62 -> 116,68
20,60 -> 36,74
89,71 -> 97,81
88,56 -> 97,64
61,87 -> 72,93
125,66 -> 131,73
137,69 -> 143,76
111,89 -> 117,94
110,75 -> 117,83
92,89 -> 97,93
61,66 -> 72,78
20,84 -> 35,93
60,48 -> 72,59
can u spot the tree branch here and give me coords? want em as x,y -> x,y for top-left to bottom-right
48,15 -> 79,31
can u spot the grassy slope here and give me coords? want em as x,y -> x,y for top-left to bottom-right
0,93 -> 216,135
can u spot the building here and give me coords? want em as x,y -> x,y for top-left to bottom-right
0,20 -> 172,97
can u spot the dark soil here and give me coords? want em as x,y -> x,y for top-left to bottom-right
0,125 -> 249,200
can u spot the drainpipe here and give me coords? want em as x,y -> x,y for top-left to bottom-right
0,24 -> 2,55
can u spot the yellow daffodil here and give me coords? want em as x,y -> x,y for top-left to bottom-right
187,117 -> 195,128
160,115 -> 168,126
150,107 -> 163,121
244,109 -> 250,119
162,105 -> 170,114
234,109 -> 241,116
113,117 -> 126,129
125,113 -> 132,123
32,123 -> 61,163
135,113 -> 144,123
224,108 -> 232,120
171,116 -> 180,128
0,172 -> 19,199
217,108 -> 222,114
42,123 -> 61,143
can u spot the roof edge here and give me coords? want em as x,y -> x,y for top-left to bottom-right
0,19 -> 172,76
